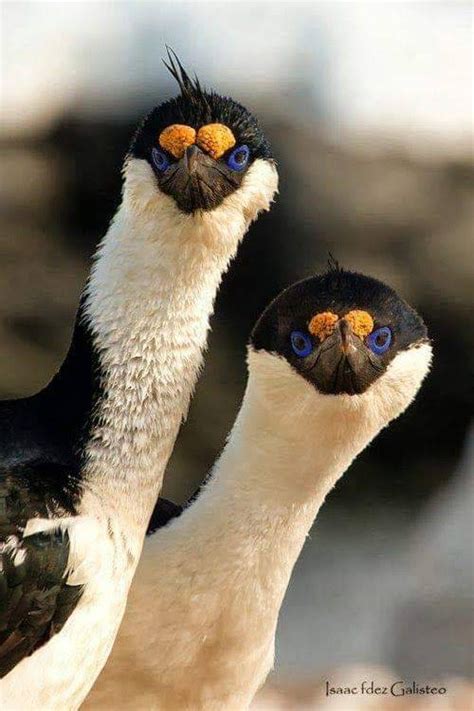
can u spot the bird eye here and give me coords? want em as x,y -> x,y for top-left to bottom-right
290,330 -> 314,358
226,145 -> 250,172
366,326 -> 392,355
151,147 -> 170,172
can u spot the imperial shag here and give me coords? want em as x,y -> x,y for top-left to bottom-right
86,268 -> 432,711
0,50 -> 278,709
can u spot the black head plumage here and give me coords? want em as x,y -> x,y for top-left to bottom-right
128,49 -> 273,213
251,270 -> 428,395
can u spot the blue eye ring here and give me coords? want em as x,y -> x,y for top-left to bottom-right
366,326 -> 392,355
151,147 -> 170,172
290,330 -> 314,358
227,145 -> 250,172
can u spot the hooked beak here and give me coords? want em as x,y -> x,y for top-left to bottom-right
156,144 -> 212,213
155,144 -> 242,214
183,144 -> 200,175
311,320 -> 380,395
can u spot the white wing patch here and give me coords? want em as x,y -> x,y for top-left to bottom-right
23,515 -> 109,586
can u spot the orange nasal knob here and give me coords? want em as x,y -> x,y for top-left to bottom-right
159,125 -> 196,159
196,124 -> 236,160
343,310 -> 374,339
308,312 -> 339,341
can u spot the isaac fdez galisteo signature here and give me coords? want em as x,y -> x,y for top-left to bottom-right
325,680 -> 447,698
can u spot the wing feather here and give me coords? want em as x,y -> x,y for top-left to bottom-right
0,469 -> 83,678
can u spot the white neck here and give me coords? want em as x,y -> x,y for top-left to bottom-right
88,344 -> 430,710
80,158 -> 277,532
162,350 -> 397,573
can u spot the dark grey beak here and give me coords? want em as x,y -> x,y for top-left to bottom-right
155,144 -> 243,214
183,144 -> 201,175
312,321 -> 381,395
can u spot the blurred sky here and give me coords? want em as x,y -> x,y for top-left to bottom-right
1,1 -> 472,151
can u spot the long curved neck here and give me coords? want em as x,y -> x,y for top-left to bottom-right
166,361 -> 382,572
84,197 -> 246,523
47,158 -> 264,531
158,341 -> 432,617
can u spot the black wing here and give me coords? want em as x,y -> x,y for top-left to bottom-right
147,497 -> 183,535
0,459 -> 83,677
0,524 -> 82,677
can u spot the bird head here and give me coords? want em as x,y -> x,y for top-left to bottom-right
248,265 -> 432,432
126,49 -> 277,219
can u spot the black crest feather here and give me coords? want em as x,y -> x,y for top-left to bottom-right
327,252 -> 343,275
162,47 -> 207,107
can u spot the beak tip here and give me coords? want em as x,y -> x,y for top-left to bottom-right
184,144 -> 201,174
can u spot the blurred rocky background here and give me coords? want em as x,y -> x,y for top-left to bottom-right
1,1 -> 472,704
